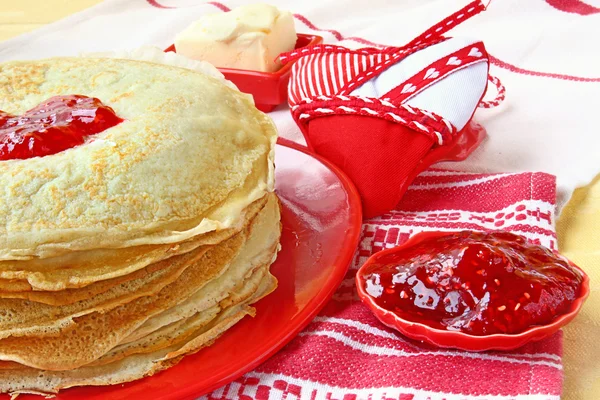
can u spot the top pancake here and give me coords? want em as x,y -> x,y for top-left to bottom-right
0,57 -> 277,260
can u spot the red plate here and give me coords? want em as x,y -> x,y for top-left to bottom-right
356,231 -> 590,352
11,142 -> 362,400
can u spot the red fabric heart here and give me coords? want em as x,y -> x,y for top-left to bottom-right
308,115 -> 434,218
282,0 -> 492,218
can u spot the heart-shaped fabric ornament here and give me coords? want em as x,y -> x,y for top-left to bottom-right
281,0 -> 495,218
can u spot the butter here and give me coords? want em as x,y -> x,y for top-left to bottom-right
175,3 -> 297,73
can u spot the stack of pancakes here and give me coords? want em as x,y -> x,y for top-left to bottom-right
0,56 -> 280,395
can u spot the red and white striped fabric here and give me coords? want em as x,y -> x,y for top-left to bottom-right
282,1 -> 496,219
284,40 -> 488,119
202,169 -> 561,400
282,0 -> 492,142
282,46 -> 391,102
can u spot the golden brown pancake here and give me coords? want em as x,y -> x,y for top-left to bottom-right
0,265 -> 276,374
0,194 -> 280,369
0,245 -> 211,340
89,264 -> 274,367
0,53 -> 281,396
0,233 -> 245,370
0,275 -> 275,395
0,57 -> 276,260
121,196 -> 280,345
0,195 -> 269,296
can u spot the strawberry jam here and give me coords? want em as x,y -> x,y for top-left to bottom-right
359,231 -> 583,335
0,95 -> 123,160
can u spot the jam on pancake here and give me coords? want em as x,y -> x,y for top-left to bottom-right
0,95 -> 123,160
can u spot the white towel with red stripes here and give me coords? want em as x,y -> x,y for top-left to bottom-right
201,170 -> 561,400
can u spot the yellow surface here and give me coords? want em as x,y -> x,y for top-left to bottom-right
0,1 -> 598,398
0,0 -> 101,41
557,175 -> 600,400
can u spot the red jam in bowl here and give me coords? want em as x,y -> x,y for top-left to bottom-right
0,95 -> 123,161
358,231 -> 584,335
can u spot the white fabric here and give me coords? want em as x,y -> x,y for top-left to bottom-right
408,62 -> 487,131
1,0 -> 599,212
351,37 -> 488,131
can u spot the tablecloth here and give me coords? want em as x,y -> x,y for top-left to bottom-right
203,169 -> 562,400
0,0 -> 598,398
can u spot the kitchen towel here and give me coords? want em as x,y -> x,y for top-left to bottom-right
203,169 -> 561,399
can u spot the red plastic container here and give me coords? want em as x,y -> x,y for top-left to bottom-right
356,231 -> 590,352
165,34 -> 323,112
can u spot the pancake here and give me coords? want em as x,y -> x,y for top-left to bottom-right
0,57 -> 277,260
0,265 -> 276,373
163,268 -> 277,361
120,195 -> 280,344
0,194 -> 280,369
0,270 -> 277,396
2,308 -> 249,396
0,194 -> 269,294
0,244 -> 212,340
83,46 -> 241,92
0,53 -> 282,395
91,305 -> 222,368
89,264 -> 275,367
0,231 -> 246,369
82,46 -> 241,92
0,279 -> 30,293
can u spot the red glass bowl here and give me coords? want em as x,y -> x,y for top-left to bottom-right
355,230 -> 590,352
165,34 -> 323,112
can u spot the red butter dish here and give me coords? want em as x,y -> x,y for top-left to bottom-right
356,231 -> 590,351
165,34 -> 323,113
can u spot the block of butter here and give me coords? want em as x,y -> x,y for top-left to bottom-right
175,3 -> 297,73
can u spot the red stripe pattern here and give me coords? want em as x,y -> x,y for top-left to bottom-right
281,1 -> 491,147
544,0 -> 600,16
204,169 -> 562,400
284,47 -> 389,105
478,75 -> 506,108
